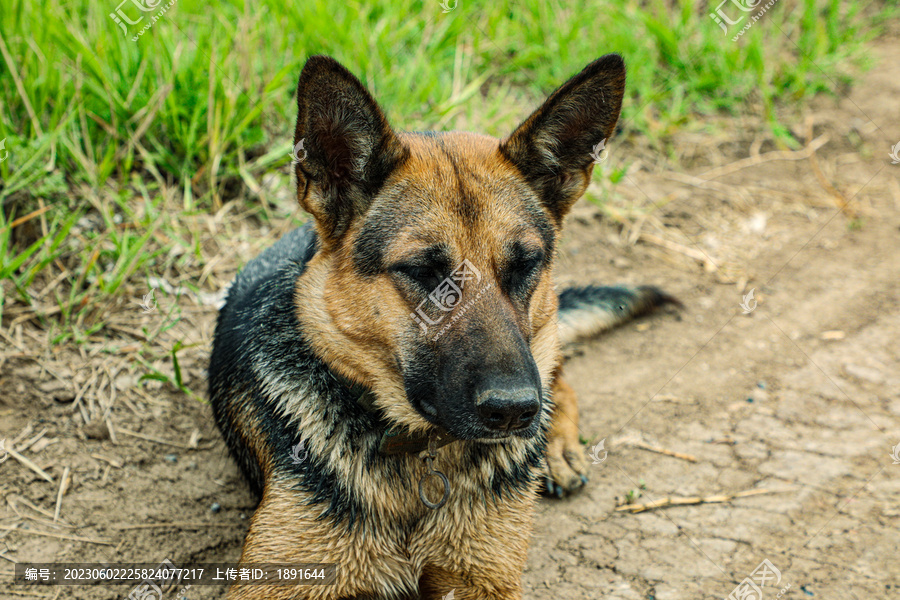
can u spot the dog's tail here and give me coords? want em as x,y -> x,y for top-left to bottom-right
557,285 -> 681,346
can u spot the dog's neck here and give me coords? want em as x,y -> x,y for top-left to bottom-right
331,369 -> 457,455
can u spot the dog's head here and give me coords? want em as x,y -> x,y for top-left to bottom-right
293,55 -> 625,441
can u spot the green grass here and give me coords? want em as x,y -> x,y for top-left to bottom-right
0,0 -> 894,348
1,0 -> 890,209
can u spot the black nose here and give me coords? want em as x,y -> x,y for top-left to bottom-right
476,388 -> 540,432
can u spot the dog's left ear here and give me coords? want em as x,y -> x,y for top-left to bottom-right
500,54 -> 625,223
293,55 -> 408,247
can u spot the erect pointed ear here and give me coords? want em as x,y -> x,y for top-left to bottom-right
499,54 -> 626,223
293,55 -> 408,247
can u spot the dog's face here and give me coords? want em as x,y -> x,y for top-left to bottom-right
293,55 -> 625,441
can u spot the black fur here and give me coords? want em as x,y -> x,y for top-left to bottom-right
558,284 -> 680,318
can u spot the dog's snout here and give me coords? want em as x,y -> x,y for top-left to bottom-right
476,388 -> 540,432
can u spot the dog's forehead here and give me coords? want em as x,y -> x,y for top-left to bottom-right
351,132 -> 554,273
384,132 -> 546,230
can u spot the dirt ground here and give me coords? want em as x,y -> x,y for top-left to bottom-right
1,39 -> 898,600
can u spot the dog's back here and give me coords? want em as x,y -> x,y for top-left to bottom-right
208,223 -> 319,495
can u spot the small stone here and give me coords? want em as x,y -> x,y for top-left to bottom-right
749,389 -> 769,403
210,502 -> 221,513
40,379 -> 76,403
843,363 -> 884,384
745,212 -> 767,234
82,421 -> 110,440
164,454 -> 178,463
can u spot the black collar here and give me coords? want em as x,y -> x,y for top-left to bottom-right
334,372 -> 457,455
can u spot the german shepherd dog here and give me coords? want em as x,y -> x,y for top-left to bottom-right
208,54 -> 676,600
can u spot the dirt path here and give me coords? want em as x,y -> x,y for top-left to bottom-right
525,40 -> 900,599
1,41 -> 897,600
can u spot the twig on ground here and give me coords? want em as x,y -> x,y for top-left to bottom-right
71,368 -> 100,419
106,416 -> 118,445
628,440 -> 697,463
10,423 -> 35,448
104,323 -> 151,342
114,522 -> 235,530
0,525 -> 112,545
8,495 -> 63,523
116,427 -> 215,450
16,428 -> 48,453
90,453 -> 124,468
696,134 -> 829,180
661,171 -> 753,208
3,205 -> 54,232
615,488 -> 778,513
53,467 -> 70,522
5,447 -> 55,484
7,496 -> 73,529
639,232 -> 719,272
805,117 -> 856,217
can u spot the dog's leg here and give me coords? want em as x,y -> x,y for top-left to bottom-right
544,372 -> 589,496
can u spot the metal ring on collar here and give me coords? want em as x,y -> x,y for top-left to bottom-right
418,469 -> 450,509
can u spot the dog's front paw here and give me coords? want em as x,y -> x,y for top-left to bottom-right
542,434 -> 589,497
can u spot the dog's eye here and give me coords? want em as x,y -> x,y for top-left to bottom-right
513,253 -> 544,278
517,255 -> 543,275
394,264 -> 444,290
504,252 -> 544,292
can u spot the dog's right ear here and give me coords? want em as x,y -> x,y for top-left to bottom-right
293,55 -> 407,248
500,54 -> 626,225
